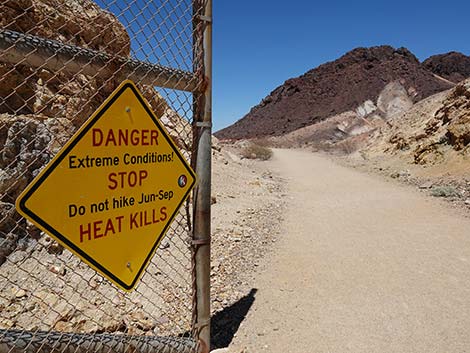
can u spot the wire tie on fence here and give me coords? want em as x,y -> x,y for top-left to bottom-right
194,121 -> 212,128
197,15 -> 212,23
194,319 -> 211,353
191,238 -> 211,246
195,319 -> 210,330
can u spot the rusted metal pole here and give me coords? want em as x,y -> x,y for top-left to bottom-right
0,29 -> 198,92
192,0 -> 212,351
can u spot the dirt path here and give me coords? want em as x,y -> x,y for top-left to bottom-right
228,149 -> 470,353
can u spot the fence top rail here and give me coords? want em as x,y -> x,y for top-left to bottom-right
0,328 -> 197,353
0,29 -> 199,93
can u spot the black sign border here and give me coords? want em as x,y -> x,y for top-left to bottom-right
17,81 -> 196,291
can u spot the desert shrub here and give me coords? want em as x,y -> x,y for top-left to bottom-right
241,143 -> 273,160
430,185 -> 461,198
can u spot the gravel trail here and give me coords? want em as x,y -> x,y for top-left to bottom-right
229,149 -> 470,353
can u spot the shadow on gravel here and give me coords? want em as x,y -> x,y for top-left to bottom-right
211,288 -> 258,349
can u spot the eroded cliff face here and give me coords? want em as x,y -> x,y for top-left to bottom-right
362,79 -> 470,166
413,80 -> 470,164
0,0 -> 190,263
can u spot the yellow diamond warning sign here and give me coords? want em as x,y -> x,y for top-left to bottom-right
16,80 -> 196,291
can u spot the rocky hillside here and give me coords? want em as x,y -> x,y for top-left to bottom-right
366,79 -> 470,165
258,79 -> 418,151
216,46 -> 465,140
423,52 -> 470,84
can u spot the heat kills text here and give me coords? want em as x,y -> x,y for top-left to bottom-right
130,207 -> 167,229
79,216 -> 124,243
78,207 -> 167,243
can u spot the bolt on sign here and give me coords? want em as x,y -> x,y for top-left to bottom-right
16,80 -> 196,291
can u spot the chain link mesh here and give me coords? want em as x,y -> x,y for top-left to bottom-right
0,0 -> 205,352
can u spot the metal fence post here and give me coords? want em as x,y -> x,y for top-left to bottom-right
192,0 -> 212,351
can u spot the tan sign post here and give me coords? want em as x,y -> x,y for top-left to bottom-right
16,80 -> 196,291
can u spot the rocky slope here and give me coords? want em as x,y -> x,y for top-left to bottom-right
216,46 -> 463,140
423,52 -> 470,84
256,80 -> 417,151
365,79 -> 470,165
333,80 -> 470,214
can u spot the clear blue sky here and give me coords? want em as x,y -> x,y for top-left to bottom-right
213,0 -> 470,131
96,1 -> 470,131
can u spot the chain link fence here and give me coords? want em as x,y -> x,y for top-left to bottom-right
0,0 -> 211,352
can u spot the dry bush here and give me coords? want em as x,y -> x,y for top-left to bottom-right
430,185 -> 461,198
241,143 -> 273,160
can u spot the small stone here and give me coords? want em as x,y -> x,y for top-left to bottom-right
211,196 -> 217,204
47,241 -> 64,255
103,319 -> 126,332
419,181 -> 433,189
49,264 -> 66,276
15,289 -> 27,298
26,221 -> 42,239
156,316 -> 169,325
130,311 -> 145,321
0,318 -> 15,328
77,320 -> 100,333
25,302 -> 36,311
89,277 -> 100,289
54,321 -> 73,331
465,199 -> 470,205
159,241 -> 170,250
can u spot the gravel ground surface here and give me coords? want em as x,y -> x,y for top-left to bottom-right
334,151 -> 470,215
228,149 -> 470,353
210,144 -> 285,348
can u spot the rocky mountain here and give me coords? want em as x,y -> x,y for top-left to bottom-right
216,46 -> 468,140
423,52 -> 470,84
